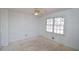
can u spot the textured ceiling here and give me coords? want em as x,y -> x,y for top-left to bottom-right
8,8 -> 70,15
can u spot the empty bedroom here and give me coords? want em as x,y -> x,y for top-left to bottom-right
0,8 -> 79,51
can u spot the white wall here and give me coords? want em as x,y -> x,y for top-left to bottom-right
0,9 -> 8,46
0,9 -> 40,46
0,9 -> 1,47
40,9 -> 79,50
8,10 -> 40,42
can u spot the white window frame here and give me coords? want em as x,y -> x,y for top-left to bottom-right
46,18 -> 53,32
54,17 -> 64,34
46,17 -> 64,35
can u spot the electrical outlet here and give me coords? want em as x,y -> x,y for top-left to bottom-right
25,34 -> 27,37
52,37 -> 54,39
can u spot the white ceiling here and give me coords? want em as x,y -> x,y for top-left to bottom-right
8,8 -> 70,15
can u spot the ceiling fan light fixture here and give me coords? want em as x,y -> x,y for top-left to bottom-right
34,12 -> 39,15
34,10 -> 40,16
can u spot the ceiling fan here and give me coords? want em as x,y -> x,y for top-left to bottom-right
33,8 -> 44,16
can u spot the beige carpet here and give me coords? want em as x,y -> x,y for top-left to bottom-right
1,36 -> 76,51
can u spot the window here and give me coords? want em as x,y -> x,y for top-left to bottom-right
54,17 -> 64,34
46,18 -> 53,32
46,17 -> 64,34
